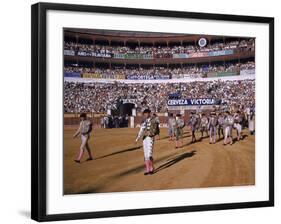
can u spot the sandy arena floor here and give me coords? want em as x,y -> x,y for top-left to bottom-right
64,127 -> 255,194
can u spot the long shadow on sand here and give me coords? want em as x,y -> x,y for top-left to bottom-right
95,145 -> 142,160
153,150 -> 196,174
182,135 -> 209,146
79,150 -> 196,193
231,134 -> 249,145
78,152 -> 177,194
115,153 -> 175,178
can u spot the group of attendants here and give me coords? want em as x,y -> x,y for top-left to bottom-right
167,109 -> 255,149
71,108 -> 255,176
134,108 -> 255,175
100,115 -> 129,128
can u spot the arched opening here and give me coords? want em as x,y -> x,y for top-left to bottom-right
119,103 -> 135,116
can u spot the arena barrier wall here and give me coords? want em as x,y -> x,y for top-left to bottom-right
64,110 -> 224,128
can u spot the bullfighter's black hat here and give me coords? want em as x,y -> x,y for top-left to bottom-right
143,108 -> 151,114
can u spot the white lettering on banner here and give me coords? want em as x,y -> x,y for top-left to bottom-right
167,99 -> 188,106
190,99 -> 214,105
167,99 -> 216,106
122,99 -> 137,104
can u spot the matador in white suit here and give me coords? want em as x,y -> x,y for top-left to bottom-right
135,109 -> 157,175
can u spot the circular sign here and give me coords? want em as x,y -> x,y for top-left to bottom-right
198,38 -> 207,47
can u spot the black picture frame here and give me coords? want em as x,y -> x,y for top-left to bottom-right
31,2 -> 274,222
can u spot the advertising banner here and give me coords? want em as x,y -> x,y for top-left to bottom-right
64,72 -> 81,77
77,51 -> 112,58
64,50 -> 75,56
114,53 -> 125,59
188,52 -> 209,58
207,72 -> 217,77
77,51 -> 92,57
240,69 -> 255,76
82,73 -> 102,78
172,53 -> 189,59
126,74 -> 170,80
167,98 -> 220,106
91,52 -> 112,58
115,74 -> 126,79
217,71 -> 238,77
208,49 -> 234,57
124,53 -> 153,59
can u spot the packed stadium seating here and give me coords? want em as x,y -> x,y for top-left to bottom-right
64,79 -> 255,113
64,30 -> 255,117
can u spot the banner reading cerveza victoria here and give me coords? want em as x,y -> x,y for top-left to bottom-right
167,98 -> 221,106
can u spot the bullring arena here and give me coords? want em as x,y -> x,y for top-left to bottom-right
63,28 -> 255,194
64,126 -> 255,194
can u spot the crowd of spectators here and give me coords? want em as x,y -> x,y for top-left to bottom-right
64,61 -> 255,80
64,79 -> 255,113
240,61 -> 255,70
64,38 -> 254,57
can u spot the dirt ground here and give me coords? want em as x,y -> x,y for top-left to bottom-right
64,127 -> 255,195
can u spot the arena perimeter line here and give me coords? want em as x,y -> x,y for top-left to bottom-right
63,127 -> 255,194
